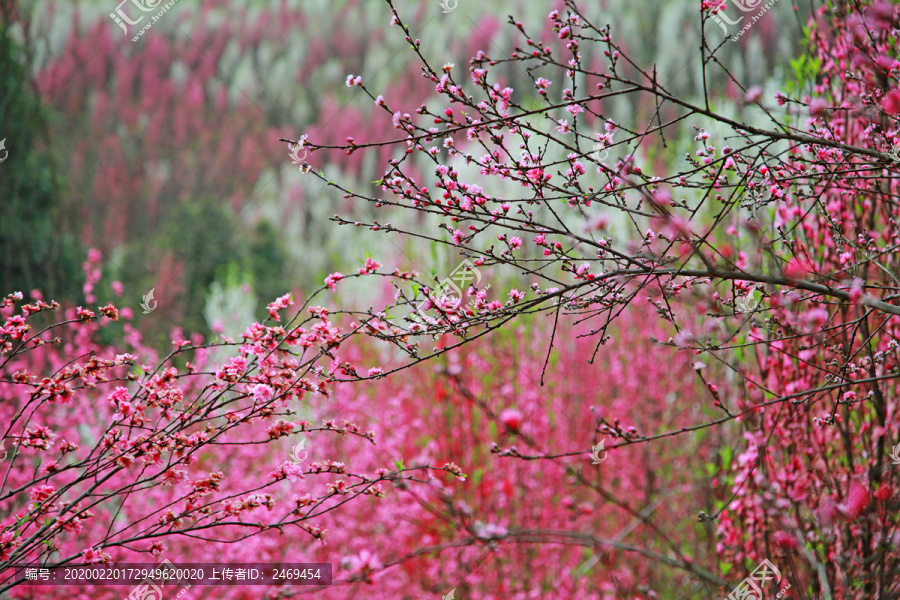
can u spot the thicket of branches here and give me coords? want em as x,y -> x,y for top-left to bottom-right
4,0 -> 900,598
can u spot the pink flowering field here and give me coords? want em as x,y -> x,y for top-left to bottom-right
2,0 -> 900,598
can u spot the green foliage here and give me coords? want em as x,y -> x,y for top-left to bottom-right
0,14 -> 83,300
98,195 -> 289,348
785,53 -> 821,97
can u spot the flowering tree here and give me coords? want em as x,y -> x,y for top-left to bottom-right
0,253 -> 467,597
6,0 -> 900,598
280,0 -> 900,597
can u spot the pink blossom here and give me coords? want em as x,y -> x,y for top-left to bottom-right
772,530 -> 799,550
324,272 -> 344,291
250,383 -> 275,403
838,481 -> 870,520
500,408 -> 523,432
81,547 -> 111,564
358,257 -> 382,274
266,293 -> 293,321
809,98 -> 828,118
744,86 -> 762,103
29,484 -> 55,504
883,90 -> 900,115
876,54 -> 899,70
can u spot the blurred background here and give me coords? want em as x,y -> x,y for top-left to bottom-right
2,0 -> 802,347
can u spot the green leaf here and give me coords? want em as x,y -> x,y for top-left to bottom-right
471,468 -> 484,486
394,458 -> 405,471
719,445 -> 732,471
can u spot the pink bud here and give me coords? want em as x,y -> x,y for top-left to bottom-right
499,409 -> 523,433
